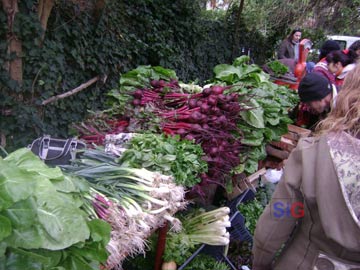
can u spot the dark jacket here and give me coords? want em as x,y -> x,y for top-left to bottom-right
278,39 -> 296,59
252,132 -> 360,270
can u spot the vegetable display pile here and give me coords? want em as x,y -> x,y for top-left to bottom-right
62,147 -> 188,269
0,147 -> 187,270
211,56 -> 299,174
83,59 -> 297,268
74,58 -> 298,195
87,66 -> 249,195
2,58 -> 300,269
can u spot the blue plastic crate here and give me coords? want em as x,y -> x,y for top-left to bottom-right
228,211 -> 253,243
178,243 -> 237,270
227,189 -> 256,216
226,189 -> 255,243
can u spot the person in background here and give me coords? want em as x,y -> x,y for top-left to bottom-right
326,49 -> 358,87
298,72 -> 337,114
349,40 -> 360,57
296,40 -> 341,128
295,72 -> 337,130
278,29 -> 302,61
252,63 -> 360,270
318,40 -> 341,61
312,40 -> 341,84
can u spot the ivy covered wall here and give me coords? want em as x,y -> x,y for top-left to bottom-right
0,0 -> 271,150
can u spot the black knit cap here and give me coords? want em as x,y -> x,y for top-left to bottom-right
298,73 -> 332,102
319,40 -> 340,59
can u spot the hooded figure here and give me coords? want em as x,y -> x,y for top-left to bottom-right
252,64 -> 360,270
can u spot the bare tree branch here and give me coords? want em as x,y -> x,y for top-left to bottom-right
42,75 -> 103,106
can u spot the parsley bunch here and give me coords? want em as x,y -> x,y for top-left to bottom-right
119,133 -> 208,187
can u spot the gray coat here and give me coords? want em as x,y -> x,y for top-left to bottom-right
252,132 -> 360,270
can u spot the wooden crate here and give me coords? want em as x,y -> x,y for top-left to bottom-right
226,168 -> 266,200
284,124 -> 312,141
267,124 -> 311,161
269,136 -> 296,153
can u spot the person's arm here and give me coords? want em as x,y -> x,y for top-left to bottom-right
252,145 -> 304,270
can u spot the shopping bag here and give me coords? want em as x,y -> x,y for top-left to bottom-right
28,135 -> 86,166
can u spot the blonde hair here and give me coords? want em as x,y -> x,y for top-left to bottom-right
316,62 -> 360,137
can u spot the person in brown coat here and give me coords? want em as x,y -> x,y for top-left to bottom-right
278,29 -> 302,61
252,63 -> 360,270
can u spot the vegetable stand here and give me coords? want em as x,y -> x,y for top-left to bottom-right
1,57 -> 301,270
90,59 -> 298,269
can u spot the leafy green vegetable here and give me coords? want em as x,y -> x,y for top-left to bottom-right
238,198 -> 264,235
211,58 -> 299,174
120,133 -> 208,187
184,254 -> 230,270
267,60 -> 289,76
163,230 -> 194,265
237,183 -> 276,235
0,149 -> 110,270
0,215 -> 11,241
0,159 -> 38,211
240,99 -> 265,128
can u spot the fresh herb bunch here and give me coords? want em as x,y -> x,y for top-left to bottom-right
119,133 -> 208,187
162,230 -> 195,265
238,198 -> 265,235
237,183 -> 275,236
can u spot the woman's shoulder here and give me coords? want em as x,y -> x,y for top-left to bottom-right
295,134 -> 330,155
297,135 -> 321,149
297,132 -> 360,154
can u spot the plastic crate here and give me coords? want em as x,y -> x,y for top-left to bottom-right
228,211 -> 253,243
178,244 -> 237,270
227,189 -> 255,244
227,189 -> 256,216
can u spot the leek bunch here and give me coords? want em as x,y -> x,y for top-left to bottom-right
63,148 -> 187,270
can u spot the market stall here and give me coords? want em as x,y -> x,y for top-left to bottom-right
1,56 -> 301,270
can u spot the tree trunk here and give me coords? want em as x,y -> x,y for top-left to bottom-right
2,0 -> 22,83
38,0 -> 55,45
232,0 -> 245,58
94,0 -> 106,21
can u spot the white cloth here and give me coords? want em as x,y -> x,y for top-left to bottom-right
332,84 -> 338,108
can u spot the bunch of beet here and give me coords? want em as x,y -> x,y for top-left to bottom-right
73,115 -> 129,145
129,79 -> 247,193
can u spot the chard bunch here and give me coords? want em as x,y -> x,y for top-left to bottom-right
163,207 -> 231,264
182,207 -> 231,246
63,148 -> 188,270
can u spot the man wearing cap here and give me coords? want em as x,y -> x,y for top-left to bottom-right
296,72 -> 338,129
